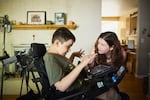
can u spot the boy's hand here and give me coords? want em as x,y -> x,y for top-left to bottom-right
80,53 -> 97,68
72,49 -> 85,58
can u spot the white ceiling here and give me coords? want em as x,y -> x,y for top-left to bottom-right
102,0 -> 138,16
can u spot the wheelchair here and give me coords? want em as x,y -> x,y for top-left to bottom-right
20,43 -> 129,100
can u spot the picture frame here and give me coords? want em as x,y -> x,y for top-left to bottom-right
55,13 -> 66,25
27,11 -> 46,24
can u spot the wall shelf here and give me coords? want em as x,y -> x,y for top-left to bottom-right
12,24 -> 77,30
126,34 -> 137,37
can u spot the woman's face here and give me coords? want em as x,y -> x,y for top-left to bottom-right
97,38 -> 113,54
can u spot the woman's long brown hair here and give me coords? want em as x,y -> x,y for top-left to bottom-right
94,31 -> 124,68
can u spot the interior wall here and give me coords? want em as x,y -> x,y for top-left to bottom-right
0,0 -> 102,95
0,0 -> 101,60
136,0 -> 150,77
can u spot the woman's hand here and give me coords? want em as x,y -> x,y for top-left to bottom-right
88,47 -> 96,65
90,46 -> 96,55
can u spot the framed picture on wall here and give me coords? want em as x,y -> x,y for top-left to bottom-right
55,13 -> 66,25
27,11 -> 46,24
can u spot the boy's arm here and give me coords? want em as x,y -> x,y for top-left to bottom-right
55,54 -> 97,92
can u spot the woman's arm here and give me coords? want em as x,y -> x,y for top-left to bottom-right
87,47 -> 96,67
121,46 -> 127,65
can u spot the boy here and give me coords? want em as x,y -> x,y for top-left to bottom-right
44,27 -> 96,93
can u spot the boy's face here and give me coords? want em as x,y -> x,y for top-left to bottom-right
57,39 -> 74,56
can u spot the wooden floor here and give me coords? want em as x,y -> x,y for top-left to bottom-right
118,73 -> 149,100
2,73 -> 149,100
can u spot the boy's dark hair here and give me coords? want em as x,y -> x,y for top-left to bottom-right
52,27 -> 76,43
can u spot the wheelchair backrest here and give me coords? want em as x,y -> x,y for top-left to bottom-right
30,43 -> 52,97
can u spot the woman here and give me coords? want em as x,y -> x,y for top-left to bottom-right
89,31 -> 126,68
89,31 -> 127,100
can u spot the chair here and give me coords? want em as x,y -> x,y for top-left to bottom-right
30,43 -> 85,99
30,43 -> 56,99
30,43 -> 129,100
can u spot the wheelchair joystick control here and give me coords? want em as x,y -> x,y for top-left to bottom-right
112,76 -> 117,83
112,66 -> 125,83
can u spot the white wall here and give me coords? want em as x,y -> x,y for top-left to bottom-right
0,0 -> 101,61
0,0 -> 101,94
0,0 -> 101,56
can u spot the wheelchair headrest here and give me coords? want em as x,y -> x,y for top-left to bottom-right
30,43 -> 46,58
